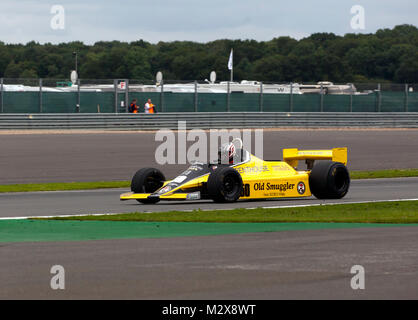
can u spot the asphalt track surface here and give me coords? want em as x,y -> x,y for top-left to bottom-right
1,129 -> 418,184
1,227 -> 417,299
1,179 -> 417,299
1,177 -> 418,218
1,129 -> 417,299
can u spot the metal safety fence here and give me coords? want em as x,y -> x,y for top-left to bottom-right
0,78 -> 417,114
1,112 -> 418,130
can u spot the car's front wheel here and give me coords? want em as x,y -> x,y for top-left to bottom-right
131,168 -> 165,204
207,167 -> 243,203
309,161 -> 350,199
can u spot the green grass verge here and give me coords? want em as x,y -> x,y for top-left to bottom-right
44,201 -> 418,224
0,181 -> 130,193
2,168 -> 418,193
350,168 -> 418,180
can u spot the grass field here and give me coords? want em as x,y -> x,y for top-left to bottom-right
1,168 -> 418,193
43,200 -> 418,224
350,168 -> 418,179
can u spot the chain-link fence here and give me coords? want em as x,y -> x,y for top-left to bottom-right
0,78 -> 416,113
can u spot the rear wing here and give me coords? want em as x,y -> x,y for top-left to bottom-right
283,147 -> 347,168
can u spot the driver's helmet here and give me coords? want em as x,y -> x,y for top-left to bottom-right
219,142 -> 237,164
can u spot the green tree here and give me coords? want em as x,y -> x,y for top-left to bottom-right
395,52 -> 418,83
235,58 -> 254,80
123,47 -> 152,80
19,69 -> 38,78
0,25 -> 416,83
79,51 -> 107,79
4,61 -> 24,78
253,55 -> 287,82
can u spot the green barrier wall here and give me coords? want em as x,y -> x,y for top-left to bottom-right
323,95 -> 350,112
230,93 -> 259,112
80,92 -> 115,113
1,91 -> 418,113
164,93 -> 194,112
3,92 -> 40,113
42,92 -> 78,113
408,92 -> 418,112
293,94 -> 321,112
263,94 -> 290,112
197,93 -> 228,112
352,94 -> 377,112
381,92 -> 405,112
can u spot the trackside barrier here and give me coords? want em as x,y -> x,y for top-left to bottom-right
0,113 -> 418,130
1,79 -> 417,114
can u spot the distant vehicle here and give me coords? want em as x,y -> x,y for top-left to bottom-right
147,81 -> 303,94
120,138 -> 350,204
298,81 -> 366,95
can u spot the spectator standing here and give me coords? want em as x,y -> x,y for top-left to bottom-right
144,99 -> 156,114
129,99 -> 139,113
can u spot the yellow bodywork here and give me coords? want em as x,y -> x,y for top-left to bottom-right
120,147 -> 347,201
282,147 -> 348,168
120,193 -> 188,200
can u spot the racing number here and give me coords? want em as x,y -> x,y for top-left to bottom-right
240,184 -> 250,197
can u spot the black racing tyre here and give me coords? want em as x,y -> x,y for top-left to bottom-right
309,161 -> 350,199
131,168 -> 166,204
207,167 -> 243,203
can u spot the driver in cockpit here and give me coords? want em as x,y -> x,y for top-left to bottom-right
218,137 -> 247,165
219,142 -> 237,165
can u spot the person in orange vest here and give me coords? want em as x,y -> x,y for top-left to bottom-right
129,99 -> 139,113
144,99 -> 156,114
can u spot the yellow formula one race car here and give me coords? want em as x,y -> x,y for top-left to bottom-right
120,139 -> 350,204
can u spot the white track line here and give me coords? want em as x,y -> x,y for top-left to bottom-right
0,188 -> 128,196
259,198 -> 418,209
0,212 -> 122,221
1,198 -> 418,221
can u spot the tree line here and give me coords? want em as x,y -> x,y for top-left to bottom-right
0,24 -> 417,83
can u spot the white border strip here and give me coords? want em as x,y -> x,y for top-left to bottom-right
0,212 -> 122,221
259,198 -> 418,209
1,198 -> 418,221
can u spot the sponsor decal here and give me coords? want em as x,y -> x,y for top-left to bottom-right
299,151 -> 325,155
236,166 -> 269,174
271,164 -> 292,171
264,192 -> 286,197
297,181 -> 306,195
158,185 -> 172,194
172,175 -> 187,184
186,192 -> 201,200
254,182 -> 295,192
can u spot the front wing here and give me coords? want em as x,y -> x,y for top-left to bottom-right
120,192 -> 200,201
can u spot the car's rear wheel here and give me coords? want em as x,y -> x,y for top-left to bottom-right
309,161 -> 350,199
207,167 -> 243,203
131,168 -> 165,204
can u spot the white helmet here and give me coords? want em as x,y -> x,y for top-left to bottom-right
219,138 -> 243,164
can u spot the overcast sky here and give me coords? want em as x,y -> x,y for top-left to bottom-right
0,0 -> 416,44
